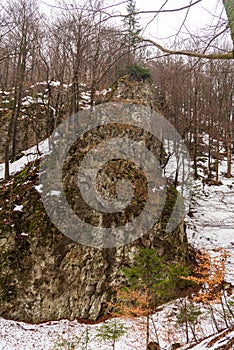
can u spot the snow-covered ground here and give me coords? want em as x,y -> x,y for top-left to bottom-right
186,161 -> 234,284
183,327 -> 234,350
0,318 -> 146,350
0,139 -> 50,180
0,298 -> 233,349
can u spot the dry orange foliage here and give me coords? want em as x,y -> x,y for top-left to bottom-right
182,248 -> 230,303
109,287 -> 151,318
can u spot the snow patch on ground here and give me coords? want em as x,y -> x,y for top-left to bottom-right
0,138 -> 50,180
186,171 -> 234,284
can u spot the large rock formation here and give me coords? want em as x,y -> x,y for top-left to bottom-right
0,77 -> 188,323
0,81 -> 89,163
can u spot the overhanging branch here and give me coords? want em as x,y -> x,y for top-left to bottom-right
139,37 -> 234,59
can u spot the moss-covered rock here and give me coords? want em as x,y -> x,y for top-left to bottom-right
0,78 -> 188,323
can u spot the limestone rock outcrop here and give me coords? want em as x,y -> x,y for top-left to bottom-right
0,77 -> 188,323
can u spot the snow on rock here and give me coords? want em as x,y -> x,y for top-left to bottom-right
19,232 -> 28,237
49,190 -> 61,196
34,184 -> 43,193
13,205 -> 24,212
0,138 -> 50,180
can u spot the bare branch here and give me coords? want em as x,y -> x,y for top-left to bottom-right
140,36 -> 234,59
202,26 -> 230,53
223,0 -> 234,45
0,52 -> 16,63
40,0 -> 202,15
122,0 -> 203,17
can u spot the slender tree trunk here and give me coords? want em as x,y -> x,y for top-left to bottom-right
4,82 -> 18,179
223,0 -> 234,46
183,299 -> 189,344
11,25 -> 27,160
70,73 -> 80,115
208,122 -> 213,179
209,303 -> 219,332
150,315 -> 160,346
226,86 -> 233,177
226,126 -> 232,178
222,286 -> 234,320
188,321 -> 197,343
215,136 -> 220,183
220,295 -> 230,328
11,86 -> 23,160
3,56 -> 9,89
4,112 -> 14,179
193,89 -> 198,179
146,314 -> 150,349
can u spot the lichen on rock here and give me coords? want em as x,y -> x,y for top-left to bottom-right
0,77 -> 189,323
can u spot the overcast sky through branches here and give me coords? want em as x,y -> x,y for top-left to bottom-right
39,1 -> 226,32
37,0 -> 231,53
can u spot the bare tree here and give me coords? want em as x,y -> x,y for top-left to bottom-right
3,0 -> 43,179
137,0 -> 234,59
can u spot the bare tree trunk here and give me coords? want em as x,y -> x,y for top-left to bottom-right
226,126 -> 232,178
11,40 -> 27,160
223,0 -> 234,46
215,136 -> 220,183
4,111 -> 14,179
226,85 -> 233,177
182,299 -> 189,344
193,86 -> 199,179
146,314 -> 150,349
209,303 -> 220,332
150,315 -> 160,347
222,286 -> 234,320
220,295 -> 230,328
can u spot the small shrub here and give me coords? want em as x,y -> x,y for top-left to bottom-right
96,319 -> 127,350
128,64 -> 151,81
117,64 -> 152,81
53,334 -> 80,350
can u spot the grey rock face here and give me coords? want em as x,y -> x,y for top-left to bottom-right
0,78 -> 188,323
